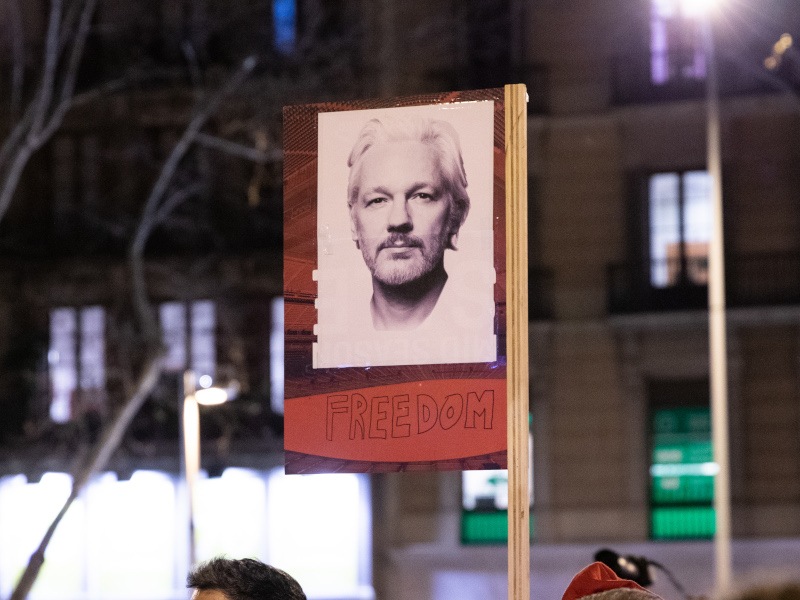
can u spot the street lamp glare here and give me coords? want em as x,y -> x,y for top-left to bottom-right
194,386 -> 229,406
680,0 -> 720,17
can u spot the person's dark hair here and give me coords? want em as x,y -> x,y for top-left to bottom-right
187,557 -> 306,600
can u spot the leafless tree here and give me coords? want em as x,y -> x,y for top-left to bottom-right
0,0 -> 100,225
0,1 -> 367,597
8,51 -> 263,599
0,5 -> 272,595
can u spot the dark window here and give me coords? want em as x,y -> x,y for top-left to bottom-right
464,0 -> 512,89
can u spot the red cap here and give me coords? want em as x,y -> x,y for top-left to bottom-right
562,562 -> 653,600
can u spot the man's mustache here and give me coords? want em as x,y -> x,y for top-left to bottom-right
377,233 -> 424,253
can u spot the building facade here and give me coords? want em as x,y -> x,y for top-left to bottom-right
0,1 -> 799,599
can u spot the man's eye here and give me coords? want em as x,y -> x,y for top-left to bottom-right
365,197 -> 388,207
412,192 -> 433,201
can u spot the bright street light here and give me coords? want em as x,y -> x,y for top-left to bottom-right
679,0 -> 721,18
182,370 -> 237,569
195,371 -> 240,405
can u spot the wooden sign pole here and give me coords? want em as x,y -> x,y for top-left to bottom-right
505,83 -> 529,600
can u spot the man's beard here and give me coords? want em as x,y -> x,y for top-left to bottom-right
362,233 -> 447,287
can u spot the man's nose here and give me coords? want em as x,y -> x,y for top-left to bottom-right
386,197 -> 412,231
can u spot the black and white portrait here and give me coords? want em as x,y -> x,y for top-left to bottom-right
314,101 -> 496,368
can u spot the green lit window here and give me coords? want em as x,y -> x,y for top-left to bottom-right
650,405 -> 715,539
461,416 -> 533,544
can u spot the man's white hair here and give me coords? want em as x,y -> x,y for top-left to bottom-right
346,115 -> 470,249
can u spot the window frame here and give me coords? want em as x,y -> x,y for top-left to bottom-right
643,168 -> 712,290
159,299 -> 217,381
48,305 -> 107,423
649,0 -> 708,87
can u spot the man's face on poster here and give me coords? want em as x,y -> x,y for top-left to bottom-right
349,140 -> 453,287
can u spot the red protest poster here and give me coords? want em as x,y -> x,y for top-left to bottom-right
283,88 -> 507,474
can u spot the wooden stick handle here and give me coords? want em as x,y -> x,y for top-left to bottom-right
505,82 -> 530,600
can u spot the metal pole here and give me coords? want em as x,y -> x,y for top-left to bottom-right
703,12 -> 732,591
182,370 -> 200,569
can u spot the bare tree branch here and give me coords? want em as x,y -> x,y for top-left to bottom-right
69,67 -> 187,109
181,40 -> 204,99
0,0 -> 100,227
195,132 -> 282,163
7,44 -> 261,600
7,0 -> 25,116
150,182 -> 205,232
131,54 -> 258,259
9,354 -> 165,600
31,0 -> 64,135
0,64 -> 140,175
56,0 -> 86,52
0,102 -> 35,172
129,54 -> 257,340
9,491 -> 72,600
6,57 -> 254,600
37,0 -> 100,144
0,143 -> 37,225
74,357 -> 166,492
113,318 -> 139,403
